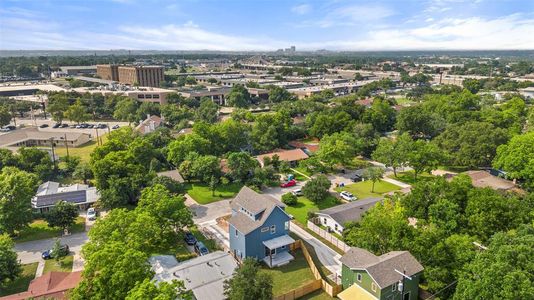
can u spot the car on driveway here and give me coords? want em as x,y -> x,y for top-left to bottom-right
351,174 -> 363,182
41,244 -> 69,260
292,189 -> 303,196
112,125 -> 120,129
339,191 -> 357,201
184,232 -> 197,245
194,241 -> 209,256
86,207 -> 97,221
280,179 -> 296,188
39,124 -> 49,128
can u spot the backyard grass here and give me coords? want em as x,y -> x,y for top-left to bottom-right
388,171 -> 435,186
43,255 -> 74,273
54,134 -> 108,162
184,182 -> 243,204
15,217 -> 85,243
0,263 -> 38,296
293,166 -> 313,177
335,180 -> 401,199
260,249 -> 316,296
290,168 -> 310,181
285,196 -> 340,225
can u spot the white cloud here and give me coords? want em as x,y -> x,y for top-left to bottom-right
298,4 -> 394,28
291,4 -> 311,15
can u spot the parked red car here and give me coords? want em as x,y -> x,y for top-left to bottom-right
280,179 -> 297,188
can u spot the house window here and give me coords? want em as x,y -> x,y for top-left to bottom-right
284,221 -> 289,230
392,282 -> 397,292
334,224 -> 338,231
270,225 -> 276,234
357,274 -> 362,282
261,227 -> 269,232
281,245 -> 286,249
371,283 -> 377,292
403,292 -> 410,300
235,229 -> 238,237
323,218 -> 327,224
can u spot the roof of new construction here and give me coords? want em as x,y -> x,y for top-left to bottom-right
316,197 -> 383,226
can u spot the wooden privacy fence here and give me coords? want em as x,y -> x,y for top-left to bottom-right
307,221 -> 350,253
274,240 -> 342,300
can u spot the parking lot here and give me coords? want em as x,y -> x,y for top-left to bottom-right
3,117 -> 131,136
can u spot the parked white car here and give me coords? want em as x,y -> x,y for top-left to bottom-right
339,191 -> 357,201
86,208 -> 97,221
292,189 -> 303,196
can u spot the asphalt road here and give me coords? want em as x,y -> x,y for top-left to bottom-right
15,231 -> 88,265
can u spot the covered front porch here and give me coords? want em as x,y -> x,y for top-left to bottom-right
262,234 -> 295,268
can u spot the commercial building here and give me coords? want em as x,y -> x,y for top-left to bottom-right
96,65 -> 164,87
0,128 -> 92,149
96,64 -> 119,81
59,65 -> 97,75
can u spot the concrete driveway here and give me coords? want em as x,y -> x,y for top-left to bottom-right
184,195 -> 232,225
15,232 -> 88,265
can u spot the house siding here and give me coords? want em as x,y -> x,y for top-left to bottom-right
342,264 -> 421,300
229,224 -> 247,260
316,214 -> 344,235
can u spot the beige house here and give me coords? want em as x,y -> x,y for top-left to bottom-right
0,128 -> 91,149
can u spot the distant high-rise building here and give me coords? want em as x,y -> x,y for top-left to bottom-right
290,46 -> 296,52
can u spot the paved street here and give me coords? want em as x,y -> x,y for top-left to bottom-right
185,194 -> 232,225
15,232 -> 88,265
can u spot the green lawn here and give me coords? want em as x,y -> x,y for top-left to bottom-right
335,180 -> 400,199
184,182 -> 243,204
43,255 -> 74,273
297,290 -> 334,300
15,217 -> 85,243
0,263 -> 38,296
260,249 -> 316,296
285,196 -> 340,225
290,168 -> 310,181
387,171 -> 435,186
55,134 -> 109,162
293,166 -> 313,177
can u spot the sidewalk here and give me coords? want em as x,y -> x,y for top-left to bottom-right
382,176 -> 411,189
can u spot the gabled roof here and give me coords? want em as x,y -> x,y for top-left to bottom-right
316,197 -> 382,226
36,181 -> 60,196
228,186 -> 287,235
0,271 -> 82,300
340,248 -> 424,289
157,169 -> 185,183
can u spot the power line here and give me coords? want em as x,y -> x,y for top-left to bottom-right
425,280 -> 458,300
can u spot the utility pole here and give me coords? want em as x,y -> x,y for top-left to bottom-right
49,137 -> 57,171
64,133 -> 69,159
394,269 -> 412,300
95,128 -> 100,146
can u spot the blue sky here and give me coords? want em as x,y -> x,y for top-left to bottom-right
1,0 -> 533,50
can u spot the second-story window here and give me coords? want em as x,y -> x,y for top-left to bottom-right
270,225 -> 276,234
235,229 -> 238,237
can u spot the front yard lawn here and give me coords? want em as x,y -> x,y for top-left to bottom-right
388,171 -> 434,185
335,180 -> 400,199
285,196 -> 340,225
0,262 -> 38,296
55,134 -> 109,163
260,249 -> 316,296
15,217 -> 85,243
43,255 -> 74,273
184,182 -> 243,204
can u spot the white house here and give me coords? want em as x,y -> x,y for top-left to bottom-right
315,197 -> 382,235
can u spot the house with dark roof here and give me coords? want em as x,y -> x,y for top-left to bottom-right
0,271 -> 82,300
32,181 -> 99,213
228,186 -> 294,267
338,248 -> 423,300
315,197 -> 383,235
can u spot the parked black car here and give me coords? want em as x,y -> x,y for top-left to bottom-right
41,244 -> 69,260
39,124 -> 49,128
60,123 -> 69,128
184,232 -> 197,245
351,175 -> 363,182
52,123 -> 61,128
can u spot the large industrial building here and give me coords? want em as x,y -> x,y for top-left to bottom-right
96,64 -> 164,87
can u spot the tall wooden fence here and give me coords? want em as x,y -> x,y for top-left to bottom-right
274,240 -> 342,300
307,221 -> 350,253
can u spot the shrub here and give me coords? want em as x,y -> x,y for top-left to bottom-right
281,192 -> 298,206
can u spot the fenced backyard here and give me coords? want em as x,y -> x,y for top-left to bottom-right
307,221 -> 350,253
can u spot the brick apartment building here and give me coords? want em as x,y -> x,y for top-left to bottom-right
96,65 -> 164,87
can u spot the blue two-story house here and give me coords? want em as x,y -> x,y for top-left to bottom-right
228,186 -> 295,267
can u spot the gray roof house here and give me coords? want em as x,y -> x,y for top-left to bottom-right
32,181 -> 99,212
150,251 -> 238,300
315,197 -> 382,235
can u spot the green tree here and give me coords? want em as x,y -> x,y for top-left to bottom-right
126,279 -> 192,300
136,102 -> 161,121
407,140 -> 443,180
362,99 -> 396,133
344,198 -> 414,255
167,133 -> 210,165
51,238 -> 62,262
395,105 -> 443,139
224,258 -> 273,300
47,94 -> 69,123
462,78 -> 482,94
226,84 -> 251,108
73,162 -> 93,184
302,175 -> 331,203
0,234 -> 21,285
45,201 -> 79,233
371,134 -> 411,177
196,98 -> 219,123
113,98 -> 139,124
65,99 -> 91,124
227,152 -> 258,183
493,131 -> 534,190
268,86 -> 294,103
0,167 -> 38,235
363,167 -> 385,193
0,106 -> 11,127
17,147 -> 54,181
317,132 -> 358,169
454,224 -> 534,300
138,184 -> 193,231
281,192 -> 298,206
